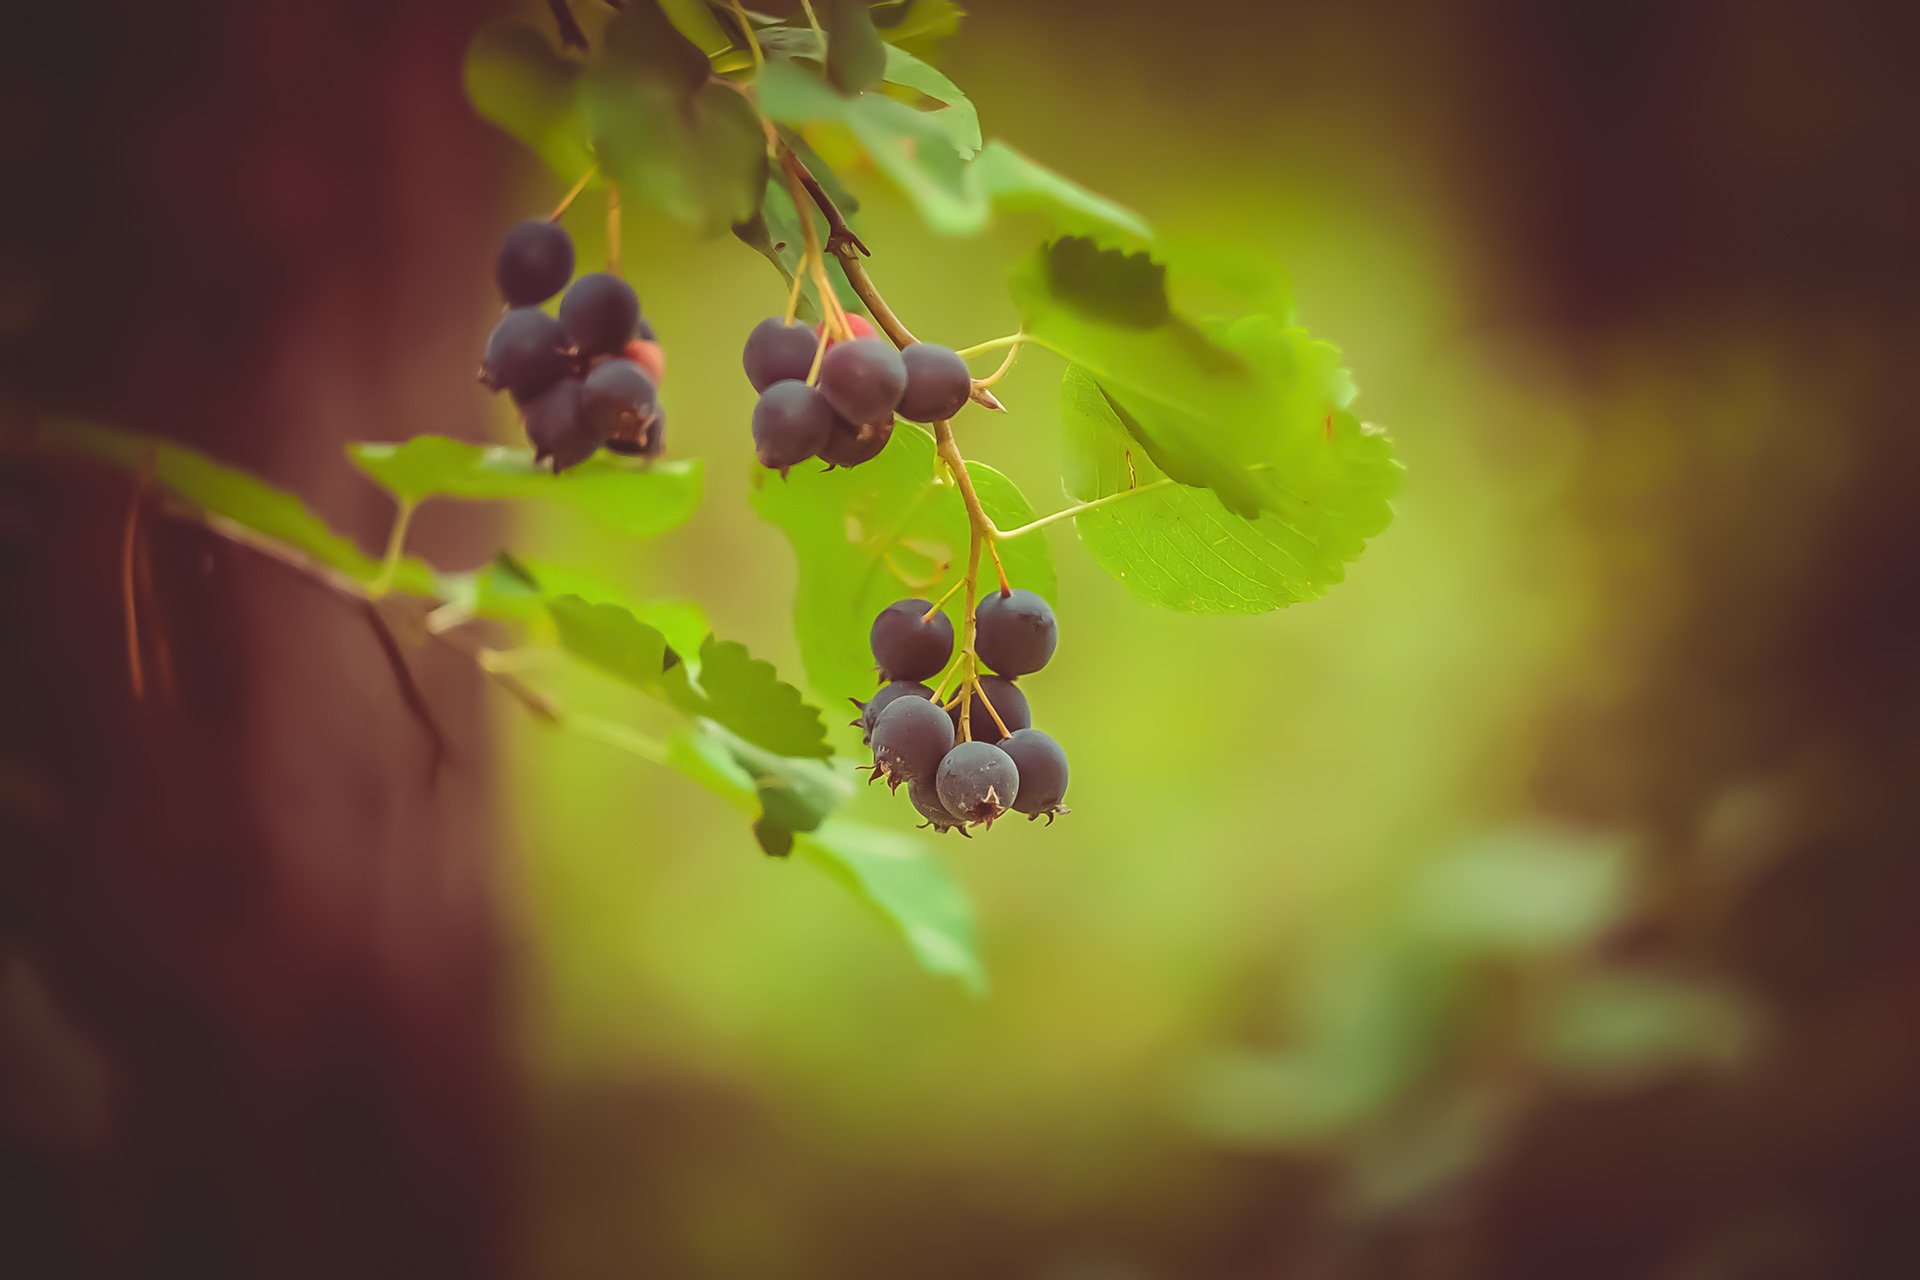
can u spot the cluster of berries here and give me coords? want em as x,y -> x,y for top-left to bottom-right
741,313 -> 974,473
478,219 -> 667,472
854,589 -> 1069,833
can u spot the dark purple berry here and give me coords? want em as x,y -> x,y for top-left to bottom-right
818,336 -> 907,426
604,405 -> 663,457
950,675 -> 1030,742
852,680 -> 933,745
481,308 -> 574,400
558,272 -> 641,357
998,728 -> 1068,818
818,414 -> 893,468
495,219 -> 574,306
908,777 -> 966,834
936,740 -> 1020,826
975,588 -> 1057,677
870,599 -> 954,682
752,380 -> 836,472
870,695 -> 953,790
743,317 -> 820,391
581,358 -> 659,450
896,343 -> 972,422
521,377 -> 598,473
635,316 -> 657,342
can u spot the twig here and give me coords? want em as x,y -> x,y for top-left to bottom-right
545,0 -> 589,50
362,599 -> 452,783
120,450 -> 155,699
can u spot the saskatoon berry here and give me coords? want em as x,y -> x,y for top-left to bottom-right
998,728 -> 1069,818
908,777 -> 965,834
975,588 -> 1058,677
481,308 -> 574,400
635,317 -> 656,342
604,409 -> 666,458
870,694 -> 953,790
581,358 -> 658,447
818,337 -> 907,426
743,317 -> 818,391
558,272 -> 641,357
950,674 -> 1031,742
870,599 -> 954,683
936,740 -> 1020,826
521,377 -> 598,473
495,219 -> 574,306
623,337 -> 666,386
818,415 -> 893,468
752,380 -> 836,472
896,343 -> 973,423
852,680 -> 933,745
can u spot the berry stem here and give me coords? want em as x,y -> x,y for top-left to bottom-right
551,167 -> 596,221
606,186 -> 622,275
368,498 -> 417,598
993,479 -> 1178,540
953,333 -> 1026,359
973,343 -> 1021,391
726,0 -> 763,67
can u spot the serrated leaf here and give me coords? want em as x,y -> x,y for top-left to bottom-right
346,436 -> 702,539
750,423 -> 1055,705
1060,366 -> 1398,611
1015,238 -> 1399,523
40,421 -> 439,594
463,21 -> 592,181
439,555 -> 711,663
822,0 -> 887,93
664,638 -> 832,759
669,721 -> 849,854
549,594 -> 671,688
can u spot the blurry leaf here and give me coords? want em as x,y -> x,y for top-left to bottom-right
40,421 -> 438,594
750,424 -> 1055,706
822,0 -> 886,93
347,436 -> 703,539
970,141 -> 1146,238
1537,975 -> 1750,1086
598,1 -> 710,98
881,45 -> 980,156
657,0 -> 733,55
440,555 -> 710,663
1405,829 -> 1629,953
664,638 -> 833,759
1015,238 -> 1402,526
736,175 -> 858,319
670,720 -> 848,854
1060,366 -> 1384,611
463,20 -> 593,181
870,0 -> 965,58
587,78 -> 770,236
549,594 -> 671,688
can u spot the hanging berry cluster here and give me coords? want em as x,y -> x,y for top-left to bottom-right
479,219 -> 667,472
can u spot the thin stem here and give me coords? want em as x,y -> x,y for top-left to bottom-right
782,264 -> 805,325
368,499 -> 416,598
780,156 -> 849,339
120,447 -> 155,699
798,0 -> 825,41
805,324 -> 830,384
921,574 -> 967,619
953,334 -> 1026,360
726,0 -> 762,65
551,167 -> 596,221
993,479 -> 1177,540
606,186 -> 622,274
973,343 -> 1021,391
958,523 -> 982,744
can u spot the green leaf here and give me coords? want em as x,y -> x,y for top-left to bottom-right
549,594 -> 671,689
750,423 -> 1055,704
1060,366 -> 1395,611
970,141 -> 1146,238
1015,238 -> 1401,524
657,0 -> 734,55
822,0 -> 887,93
39,420 -> 437,594
346,436 -> 702,540
669,721 -> 849,856
881,44 -> 980,156
870,0 -> 965,58
439,555 -> 711,663
664,638 -> 833,760
462,20 -> 592,181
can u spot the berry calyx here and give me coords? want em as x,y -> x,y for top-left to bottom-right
818,415 -> 893,468
870,695 -> 954,791
818,337 -> 907,426
935,740 -> 1020,827
581,359 -> 659,450
908,776 -> 966,835
869,599 -> 955,682
495,219 -> 574,307
852,680 -> 934,745
974,588 -> 1058,677
558,272 -> 641,358
752,380 -> 836,472
743,317 -> 819,391
480,308 -> 574,401
950,675 -> 1031,741
896,343 -> 973,423
998,728 -> 1069,819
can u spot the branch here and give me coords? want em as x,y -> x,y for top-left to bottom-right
362,599 -> 452,783
546,0 -> 589,51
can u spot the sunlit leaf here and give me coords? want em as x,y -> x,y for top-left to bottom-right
970,141 -> 1145,237
462,20 -> 592,181
657,0 -> 733,55
750,424 -> 1055,706
870,0 -> 965,59
439,555 -> 710,664
347,436 -> 702,540
549,594 -> 671,689
664,638 -> 833,759
822,0 -> 887,93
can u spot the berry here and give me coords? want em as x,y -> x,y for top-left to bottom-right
743,318 -> 818,391
819,313 -> 878,344
869,599 -> 954,682
950,675 -> 1031,742
495,219 -> 574,306
635,317 -> 656,342
852,680 -> 933,745
752,380 -> 835,472
521,377 -> 598,473
935,740 -> 1020,826
581,358 -> 659,448
818,414 -> 893,468
896,343 -> 972,422
480,307 -> 574,400
603,407 -> 665,458
818,337 -> 907,426
870,695 -> 953,790
908,777 -> 965,834
998,728 -> 1068,818
558,272 -> 641,357
975,588 -> 1058,677
624,337 -> 666,385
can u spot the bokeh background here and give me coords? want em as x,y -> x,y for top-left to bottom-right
4,2 -> 1918,1278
